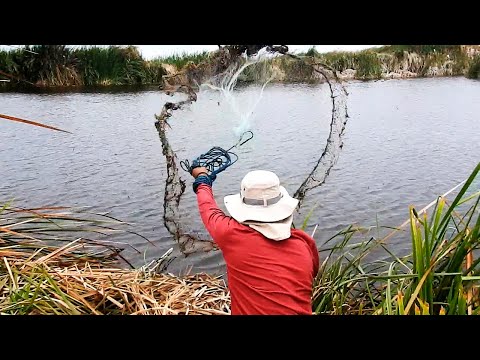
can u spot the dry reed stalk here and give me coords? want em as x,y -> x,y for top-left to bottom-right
1,244 -> 231,315
466,244 -> 473,315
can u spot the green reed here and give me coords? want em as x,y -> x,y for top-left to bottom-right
312,162 -> 480,315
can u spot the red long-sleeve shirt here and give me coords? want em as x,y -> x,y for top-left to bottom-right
196,184 -> 320,315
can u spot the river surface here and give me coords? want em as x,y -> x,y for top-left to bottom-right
1,77 -> 479,275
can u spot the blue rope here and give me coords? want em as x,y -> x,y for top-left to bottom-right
180,131 -> 253,177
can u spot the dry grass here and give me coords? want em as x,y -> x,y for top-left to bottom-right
0,240 -> 230,315
0,204 -> 230,315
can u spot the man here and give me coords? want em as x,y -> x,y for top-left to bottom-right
191,166 -> 319,315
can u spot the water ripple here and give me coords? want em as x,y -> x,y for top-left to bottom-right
1,78 -> 479,273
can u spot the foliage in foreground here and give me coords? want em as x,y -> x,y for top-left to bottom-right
1,162 -> 478,314
313,162 -> 480,314
0,205 -> 229,314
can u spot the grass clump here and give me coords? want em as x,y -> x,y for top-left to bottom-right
0,45 -> 166,87
151,51 -> 210,71
313,162 -> 480,315
467,55 -> 480,79
0,204 -> 230,315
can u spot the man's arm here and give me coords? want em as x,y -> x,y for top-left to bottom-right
192,167 -> 234,249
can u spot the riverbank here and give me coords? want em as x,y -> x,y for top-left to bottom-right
233,45 -> 480,83
159,45 -> 480,85
1,163 -> 478,315
322,45 -> 480,80
1,45 -> 479,90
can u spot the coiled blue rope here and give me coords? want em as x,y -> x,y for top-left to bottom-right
180,131 -> 253,178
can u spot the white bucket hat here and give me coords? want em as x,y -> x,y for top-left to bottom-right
224,170 -> 299,223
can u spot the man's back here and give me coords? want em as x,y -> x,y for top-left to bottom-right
223,226 -> 318,315
196,184 -> 319,315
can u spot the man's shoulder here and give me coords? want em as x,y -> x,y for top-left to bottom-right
291,228 -> 313,236
291,228 -> 316,243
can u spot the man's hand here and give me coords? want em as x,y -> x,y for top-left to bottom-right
191,166 -> 209,179
191,166 -> 215,193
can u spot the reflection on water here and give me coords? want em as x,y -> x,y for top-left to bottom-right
1,77 -> 479,274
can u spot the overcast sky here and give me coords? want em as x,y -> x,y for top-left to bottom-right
1,45 -> 382,59
134,45 -> 382,59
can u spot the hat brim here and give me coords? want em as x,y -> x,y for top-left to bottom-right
224,186 -> 299,223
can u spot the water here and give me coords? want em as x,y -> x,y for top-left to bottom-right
1,77 -> 479,275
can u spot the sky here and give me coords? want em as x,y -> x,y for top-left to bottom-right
134,45 -> 382,59
0,45 -> 382,59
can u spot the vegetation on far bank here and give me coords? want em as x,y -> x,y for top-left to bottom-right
467,55 -> 480,79
1,45 -> 479,90
245,44 -> 480,82
0,45 -> 166,88
150,51 -> 210,70
314,45 -> 475,80
160,44 -> 480,83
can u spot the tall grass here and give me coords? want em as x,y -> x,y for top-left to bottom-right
278,57 -> 314,82
0,45 -> 166,87
0,204 -> 138,266
10,45 -> 81,86
2,45 -> 478,87
0,49 -> 21,80
151,51 -> 210,71
301,45 -> 472,80
75,46 -> 165,86
467,55 -> 480,79
317,51 -> 356,72
313,162 -> 480,314
353,51 -> 383,80
376,45 -> 463,55
313,50 -> 382,79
